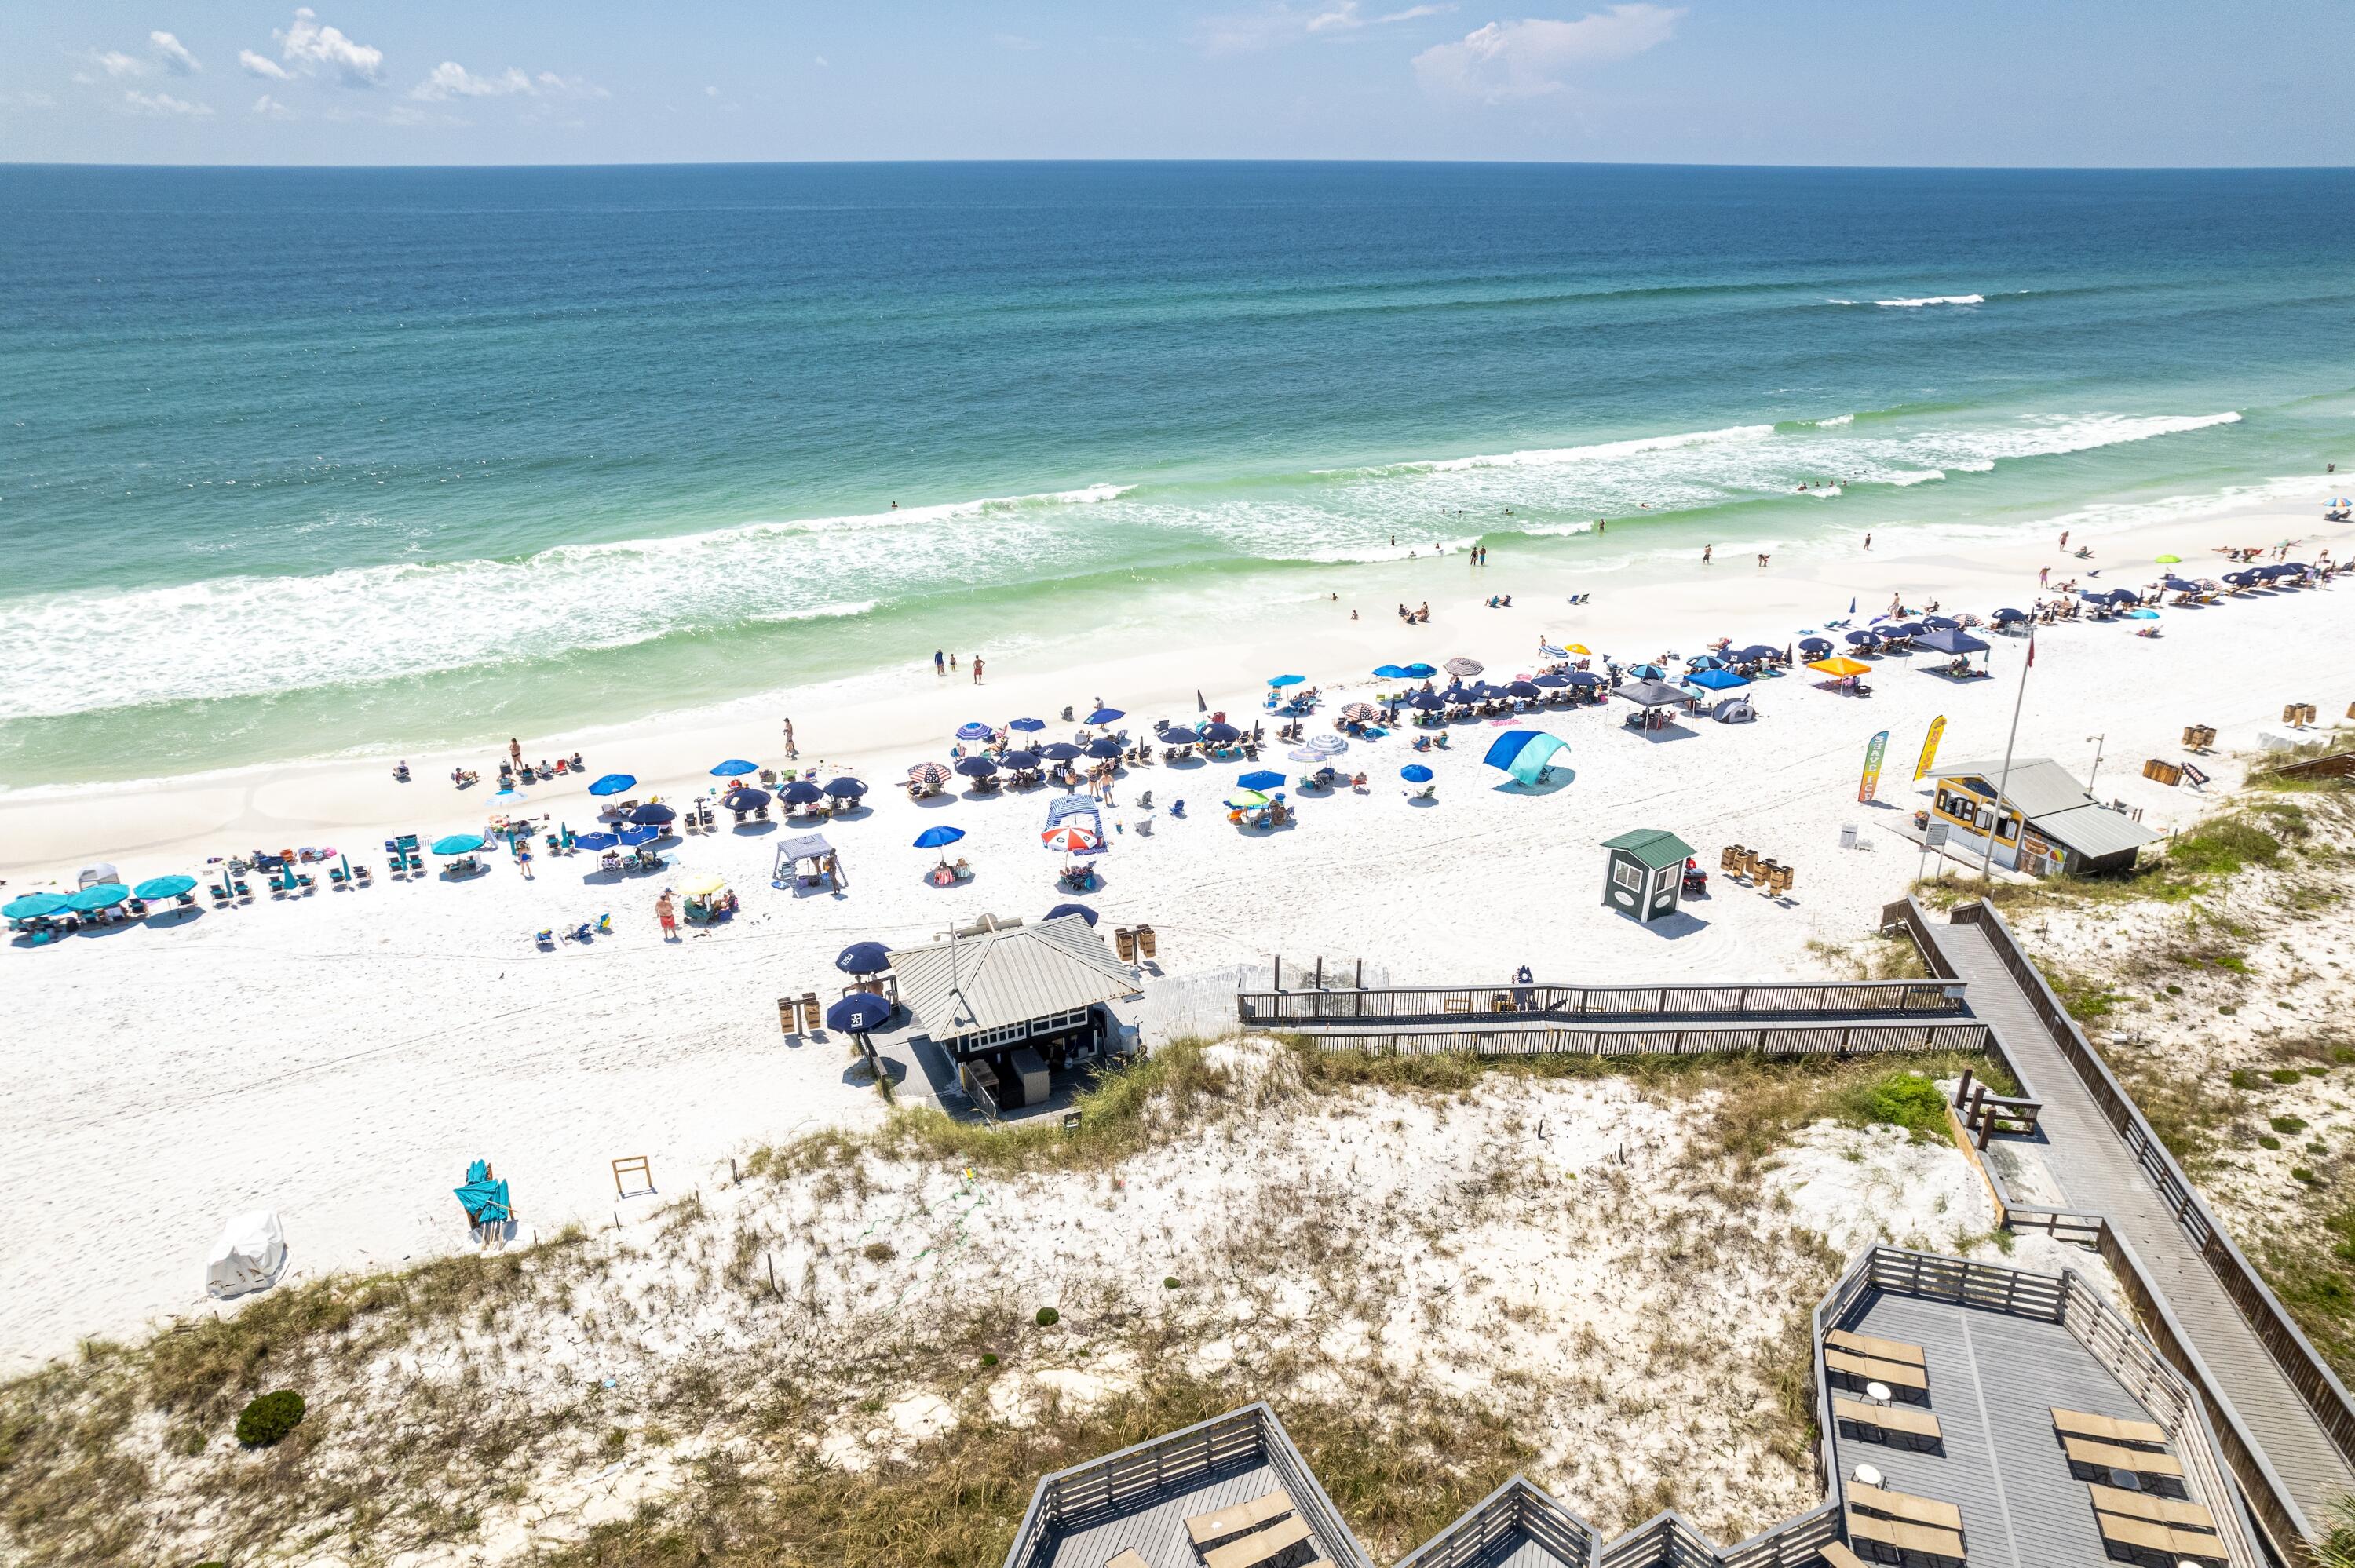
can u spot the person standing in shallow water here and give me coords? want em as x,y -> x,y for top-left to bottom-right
972,655 -> 984,684
933,650 -> 945,676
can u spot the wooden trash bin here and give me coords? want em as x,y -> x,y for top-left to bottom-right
1740,849 -> 1763,881
798,992 -> 821,1031
1720,844 -> 1743,871
2143,759 -> 2182,786
1775,865 -> 1795,894
1134,924 -> 1156,959
1114,926 -> 1137,962
2181,724 -> 2215,750
777,997 -> 795,1033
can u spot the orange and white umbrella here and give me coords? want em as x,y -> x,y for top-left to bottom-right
1040,826 -> 1099,853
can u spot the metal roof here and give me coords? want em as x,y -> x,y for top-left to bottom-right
2031,802 -> 2163,859
1931,757 -> 2092,819
888,914 -> 1137,1040
1601,828 -> 1696,870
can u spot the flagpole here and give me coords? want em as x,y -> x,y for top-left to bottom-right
1979,632 -> 2034,884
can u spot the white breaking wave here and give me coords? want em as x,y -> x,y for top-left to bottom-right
0,409 -> 2251,724
1875,294 -> 1985,308
0,484 -> 1127,721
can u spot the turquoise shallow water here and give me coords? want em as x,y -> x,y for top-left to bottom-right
2,162 -> 2351,787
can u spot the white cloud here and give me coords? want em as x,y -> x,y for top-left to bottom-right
240,49 -> 293,81
813,55 -> 829,67
1412,3 -> 1681,100
1,90 -> 61,112
1207,1 -> 1454,53
1309,2 -> 1455,32
81,49 -> 152,82
276,8 -> 385,87
150,31 -> 199,75
122,89 -> 214,116
252,93 -> 294,119
995,33 -> 1042,49
411,62 -> 608,102
704,84 -> 720,97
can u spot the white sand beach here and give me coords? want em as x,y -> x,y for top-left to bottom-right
3,480 -> 2349,1370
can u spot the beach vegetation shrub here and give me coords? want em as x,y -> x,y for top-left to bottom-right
862,1242 -> 895,1262
979,1353 -> 998,1367
2230,1069 -> 2264,1091
234,1389 -> 305,1448
2295,1168 -> 2319,1186
1846,1072 -> 1951,1141
1034,1307 -> 1059,1328
2274,1116 -> 2310,1135
2273,1068 -> 2307,1085
1164,1276 -> 1181,1289
2259,1136 -> 2284,1150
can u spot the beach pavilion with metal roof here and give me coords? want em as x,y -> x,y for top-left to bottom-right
887,914 -> 1141,1110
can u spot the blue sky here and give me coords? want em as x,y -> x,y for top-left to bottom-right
2,1 -> 2345,166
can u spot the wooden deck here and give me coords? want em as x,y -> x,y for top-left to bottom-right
1827,1289 -> 2200,1568
1009,1404 -> 1373,1568
1917,910 -> 2355,1541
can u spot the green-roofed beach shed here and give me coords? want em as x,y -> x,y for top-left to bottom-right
1600,828 -> 1696,923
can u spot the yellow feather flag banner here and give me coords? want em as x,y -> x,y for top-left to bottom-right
1914,715 -> 1948,780
1858,729 -> 1889,804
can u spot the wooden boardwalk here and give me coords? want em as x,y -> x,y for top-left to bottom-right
1926,917 -> 2355,1535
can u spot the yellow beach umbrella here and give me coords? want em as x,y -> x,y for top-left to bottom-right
1565,643 -> 1591,655
1806,655 -> 1872,678
677,871 -> 729,897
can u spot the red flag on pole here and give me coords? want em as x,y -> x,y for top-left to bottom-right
2026,632 -> 2036,668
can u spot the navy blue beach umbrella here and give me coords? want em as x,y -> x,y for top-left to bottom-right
836,941 -> 893,975
782,779 -> 826,804
1040,742 -> 1083,761
1045,901 -> 1100,926
1086,736 -> 1124,759
827,992 -> 895,1034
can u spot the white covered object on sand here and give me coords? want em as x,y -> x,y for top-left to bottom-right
204,1210 -> 286,1300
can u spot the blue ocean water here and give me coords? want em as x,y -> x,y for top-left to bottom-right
2,162 -> 2350,786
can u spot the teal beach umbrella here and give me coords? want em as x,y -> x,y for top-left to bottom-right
133,875 -> 198,900
5,892 -> 71,919
431,833 -> 487,856
66,884 -> 130,912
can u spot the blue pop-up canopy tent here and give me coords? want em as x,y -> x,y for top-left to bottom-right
1915,627 -> 1989,655
1482,730 -> 1569,786
1685,668 -> 1749,691
1237,769 -> 1286,790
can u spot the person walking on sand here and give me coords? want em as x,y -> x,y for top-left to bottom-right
972,655 -> 984,684
656,890 -> 677,942
2058,530 -> 2070,551
509,738 -> 523,771
782,719 -> 797,759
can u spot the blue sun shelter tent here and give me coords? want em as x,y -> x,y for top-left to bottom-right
455,1159 -> 513,1229
1482,730 -> 1569,787
1601,828 -> 1697,924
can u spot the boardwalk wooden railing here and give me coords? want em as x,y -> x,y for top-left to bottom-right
1395,1476 -> 1600,1568
1949,899 -> 2355,1471
1287,1020 -> 1992,1059
1239,979 -> 1966,1028
1002,1402 -> 1375,1568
